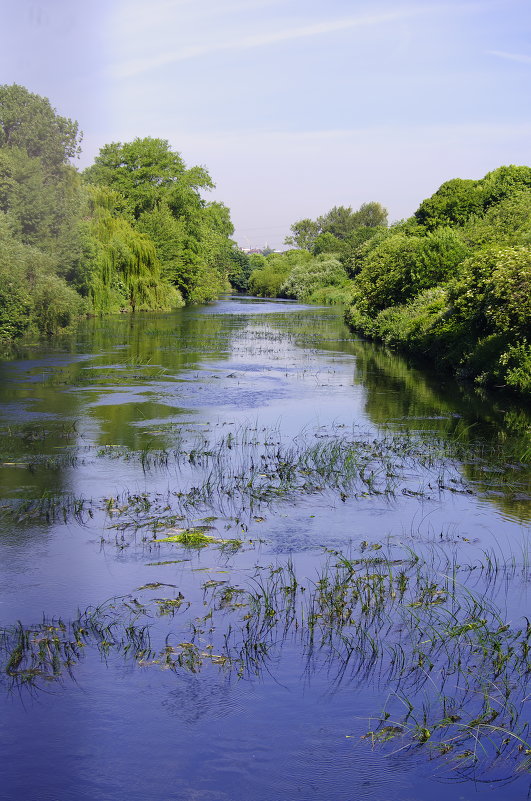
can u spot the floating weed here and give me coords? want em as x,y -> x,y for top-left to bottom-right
3,422 -> 528,530
153,529 -> 224,547
2,545 -> 531,779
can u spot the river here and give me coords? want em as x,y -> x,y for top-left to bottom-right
0,296 -> 530,800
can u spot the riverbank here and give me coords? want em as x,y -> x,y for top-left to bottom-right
344,274 -> 531,398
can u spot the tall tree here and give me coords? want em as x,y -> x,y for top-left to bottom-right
85,137 -> 233,301
84,137 -> 213,219
284,218 -> 319,251
0,84 -> 81,171
0,84 -> 83,249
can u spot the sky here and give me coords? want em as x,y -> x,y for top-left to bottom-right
1,0 -> 530,249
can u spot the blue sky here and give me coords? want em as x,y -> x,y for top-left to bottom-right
1,0 -> 530,248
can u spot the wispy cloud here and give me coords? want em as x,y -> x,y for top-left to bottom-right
116,0 -> 283,36
488,49 -> 531,64
112,6 -> 434,79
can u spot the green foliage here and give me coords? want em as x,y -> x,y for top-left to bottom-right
414,178 -> 482,229
415,166 -> 531,231
317,202 -> 388,239
0,85 -> 91,343
450,246 -> 531,337
248,253 -> 295,297
0,229 -> 33,341
0,214 -> 84,341
284,218 -> 319,251
280,256 -> 350,302
270,202 -> 389,305
85,137 -> 233,302
285,201 -> 388,253
317,205 -> 359,239
0,86 -> 234,346
345,166 -> 531,396
461,190 -> 531,248
481,164 -> 531,207
0,84 -> 81,170
186,264 -> 228,305
85,187 -> 183,313
307,284 -> 354,305
341,225 -> 392,277
247,248 -> 352,305
497,342 -> 531,393
227,249 -> 252,292
348,233 -> 425,313
31,272 -> 86,338
351,201 -> 388,228
351,226 -> 468,316
84,138 -> 193,218
312,231 -> 343,255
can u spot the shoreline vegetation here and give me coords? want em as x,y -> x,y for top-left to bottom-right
1,84 -> 529,398
0,84 -> 237,350
242,171 -> 531,399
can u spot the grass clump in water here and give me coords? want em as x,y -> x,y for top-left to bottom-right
154,528 -> 220,547
153,527 -> 242,550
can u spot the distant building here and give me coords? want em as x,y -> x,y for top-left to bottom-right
240,247 -> 283,255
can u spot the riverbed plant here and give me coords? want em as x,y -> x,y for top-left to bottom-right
2,544 -> 530,779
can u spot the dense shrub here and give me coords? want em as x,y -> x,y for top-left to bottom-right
0,217 -> 85,340
345,167 -> 531,396
248,250 -> 311,297
449,247 -> 531,337
280,256 -> 349,301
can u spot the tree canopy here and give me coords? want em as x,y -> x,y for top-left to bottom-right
0,84 -> 81,171
85,137 -> 233,302
0,86 -> 236,347
285,201 -> 388,252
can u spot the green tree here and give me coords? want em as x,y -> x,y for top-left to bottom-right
84,137 -> 213,219
280,255 -> 350,301
317,205 -> 357,239
312,232 -> 343,255
0,84 -> 81,171
84,187 -> 182,313
414,178 -> 482,230
0,85 -> 83,250
351,201 -> 388,228
85,138 -> 233,302
284,218 -> 319,251
227,249 -> 252,292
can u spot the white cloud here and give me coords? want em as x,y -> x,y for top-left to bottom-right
111,5 -> 443,79
488,49 -> 531,65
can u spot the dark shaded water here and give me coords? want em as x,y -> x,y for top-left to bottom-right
0,296 -> 530,800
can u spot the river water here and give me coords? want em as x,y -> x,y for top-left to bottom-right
0,296 -> 530,800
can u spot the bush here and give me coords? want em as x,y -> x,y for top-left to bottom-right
450,246 -> 531,337
0,264 -> 32,341
497,341 -> 531,393
343,167 -> 531,396
280,256 -> 349,301
248,259 -> 291,297
32,272 -> 86,337
371,287 -> 449,349
307,284 -> 354,305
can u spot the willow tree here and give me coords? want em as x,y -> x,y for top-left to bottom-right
84,138 -> 234,302
86,187 -> 182,313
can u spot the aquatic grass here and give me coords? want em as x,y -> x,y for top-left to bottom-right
2,545 -> 531,777
2,422 -> 528,530
152,528 -> 241,549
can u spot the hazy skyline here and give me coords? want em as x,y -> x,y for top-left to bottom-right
1,0 -> 530,249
